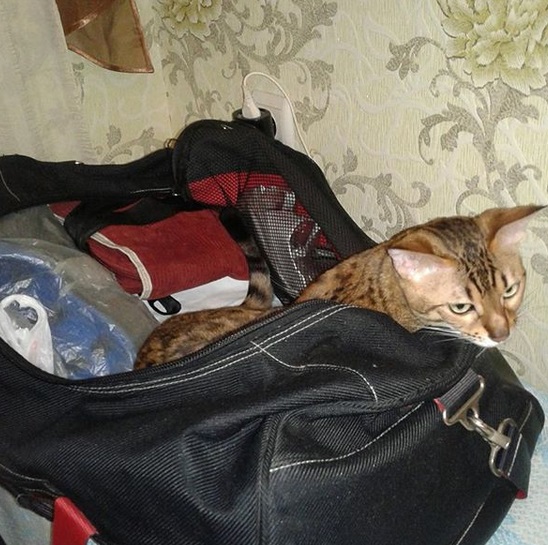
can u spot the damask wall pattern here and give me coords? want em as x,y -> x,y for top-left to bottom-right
74,0 -> 548,389
71,0 -> 172,162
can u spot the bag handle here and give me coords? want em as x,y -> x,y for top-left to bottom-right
63,196 -> 203,252
0,295 -> 54,374
435,369 -> 533,498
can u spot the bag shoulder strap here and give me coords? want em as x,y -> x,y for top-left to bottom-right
0,148 -> 176,218
435,368 -> 540,498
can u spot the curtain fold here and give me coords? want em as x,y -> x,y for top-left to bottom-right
0,3 -> 96,541
0,1 -> 94,162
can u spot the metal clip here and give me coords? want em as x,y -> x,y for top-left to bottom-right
441,375 -> 485,428
488,418 -> 517,477
440,375 -> 512,476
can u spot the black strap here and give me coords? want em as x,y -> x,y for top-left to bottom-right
63,196 -> 203,252
0,148 -> 177,218
148,296 -> 182,316
492,418 -> 532,498
435,370 -> 533,497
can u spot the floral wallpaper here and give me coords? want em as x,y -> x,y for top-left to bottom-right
74,0 -> 548,389
154,0 -> 337,128
439,0 -> 548,94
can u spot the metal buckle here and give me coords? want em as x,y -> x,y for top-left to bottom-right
440,375 -> 513,476
488,418 -> 518,477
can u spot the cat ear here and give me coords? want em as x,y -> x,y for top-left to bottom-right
478,205 -> 545,251
387,248 -> 454,283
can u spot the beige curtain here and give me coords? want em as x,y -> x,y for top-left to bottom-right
0,4 -> 96,541
0,0 -> 94,162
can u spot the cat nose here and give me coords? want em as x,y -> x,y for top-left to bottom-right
487,323 -> 509,343
490,331 -> 509,343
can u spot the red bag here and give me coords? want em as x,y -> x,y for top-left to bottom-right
50,202 -> 249,301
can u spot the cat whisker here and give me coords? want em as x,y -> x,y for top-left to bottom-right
517,291 -> 534,314
474,347 -> 488,359
419,326 -> 463,344
421,325 -> 459,335
429,337 -> 464,345
517,288 -> 548,317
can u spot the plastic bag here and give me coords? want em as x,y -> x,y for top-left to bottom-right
0,294 -> 54,373
0,208 -> 158,379
0,239 -> 159,378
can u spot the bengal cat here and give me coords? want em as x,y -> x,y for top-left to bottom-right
134,205 -> 542,368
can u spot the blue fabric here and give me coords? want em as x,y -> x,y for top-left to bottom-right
0,241 -> 135,378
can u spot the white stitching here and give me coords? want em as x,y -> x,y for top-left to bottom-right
258,308 -> 343,349
0,460 -> 50,485
77,345 -> 260,394
252,305 -> 379,401
519,401 -> 533,432
502,400 -> 532,482
454,499 -> 486,545
251,341 -> 378,402
0,168 -> 20,201
252,306 -> 345,350
269,402 -> 424,473
507,433 -> 523,477
73,306 -> 346,393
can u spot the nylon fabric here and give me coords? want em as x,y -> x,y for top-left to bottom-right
0,302 -> 542,544
0,119 -> 544,545
172,120 -> 373,301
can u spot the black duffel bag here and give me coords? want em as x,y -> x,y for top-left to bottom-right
0,119 -> 543,545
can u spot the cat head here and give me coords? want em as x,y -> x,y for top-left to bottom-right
387,205 -> 543,347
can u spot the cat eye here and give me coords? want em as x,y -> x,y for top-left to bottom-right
503,282 -> 520,299
448,303 -> 474,315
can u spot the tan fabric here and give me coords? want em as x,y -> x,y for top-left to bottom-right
56,0 -> 153,73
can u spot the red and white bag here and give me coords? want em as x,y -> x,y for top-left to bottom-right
50,201 -> 249,317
